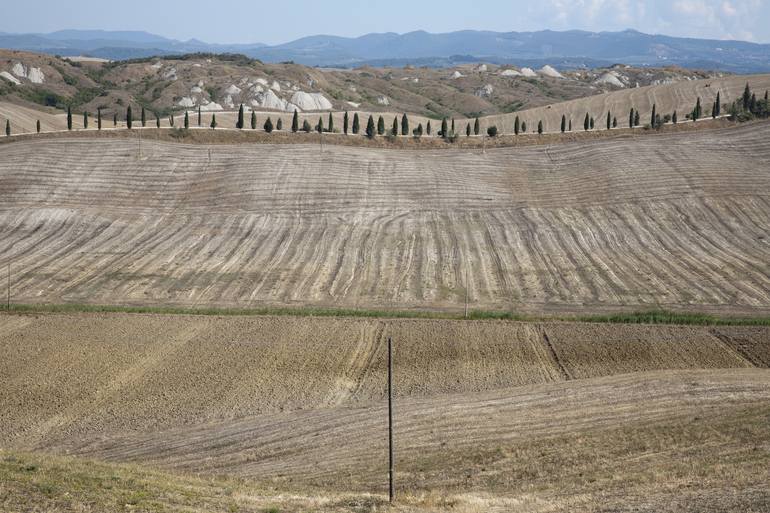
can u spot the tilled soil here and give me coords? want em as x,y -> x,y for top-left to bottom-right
1,122 -> 769,314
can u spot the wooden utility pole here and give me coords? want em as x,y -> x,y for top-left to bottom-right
6,263 -> 10,311
464,265 -> 469,318
388,336 -> 395,503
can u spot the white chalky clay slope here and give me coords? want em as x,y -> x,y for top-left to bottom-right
0,123 -> 769,314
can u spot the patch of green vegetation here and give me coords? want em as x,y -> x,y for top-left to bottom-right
3,303 -> 769,326
18,87 -> 67,109
501,100 -> 525,113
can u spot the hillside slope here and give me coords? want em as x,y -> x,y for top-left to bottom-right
1,122 -> 769,313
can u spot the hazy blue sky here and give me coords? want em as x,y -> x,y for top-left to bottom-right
2,0 -> 769,44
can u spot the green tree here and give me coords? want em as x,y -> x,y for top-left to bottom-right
5,119 -> 9,137
276,118 -> 283,131
487,125 -> 498,137
198,106 -> 201,127
67,106 -> 72,130
303,119 -> 311,133
156,114 -> 160,128
693,97 -> 701,121
584,112 -> 590,131
466,123 -> 471,137
97,108 -> 102,130
474,117 -> 480,135
264,117 -> 273,133
590,117 -> 595,129
514,116 -> 520,135
316,116 -> 323,133
672,110 -> 678,124
184,111 -> 189,129
749,93 -> 757,113
328,112 -> 334,133
569,119 -> 572,131
401,113 -> 409,135
441,117 -> 448,138
126,105 -> 133,129
629,108 -> 634,128
537,120 -> 543,134
377,115 -> 385,135
607,111 -> 611,130
292,110 -> 299,133
353,113 -> 360,134
237,104 -> 244,129
426,120 -> 431,136
168,114 -> 173,127
634,110 -> 640,126
343,111 -> 349,134
561,114 -> 566,133
743,82 -> 751,111
612,117 -> 617,128
451,118 -> 455,133
715,91 -> 721,117
83,111 -> 88,129
36,119 -> 41,133
392,116 -> 398,136
366,115 -> 376,138
210,113 -> 217,129
251,110 -> 257,130
651,104 -> 656,126
141,106 -> 146,127
521,121 -> 527,133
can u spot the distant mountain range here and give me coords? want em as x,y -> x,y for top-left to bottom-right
1,29 -> 769,73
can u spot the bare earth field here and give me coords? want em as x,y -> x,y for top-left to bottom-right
0,312 -> 769,512
1,122 -> 769,314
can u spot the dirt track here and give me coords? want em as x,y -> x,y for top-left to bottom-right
1,122 -> 769,314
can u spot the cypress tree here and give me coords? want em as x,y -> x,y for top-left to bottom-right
629,108 -> 634,128
67,106 -> 73,130
693,97 -> 701,121
651,104 -> 656,126
466,123 -> 471,137
537,120 -> 543,134
169,114 -> 174,127
514,116 -> 520,135
749,93 -> 757,113
377,115 -> 385,135
743,82 -> 751,111
184,111 -> 189,129
584,113 -> 590,131
251,110 -> 257,130
317,116 -> 323,133
36,119 -> 41,133
126,105 -> 133,129
474,117 -> 480,136
5,119 -> 9,137
156,114 -> 160,128
715,91 -> 721,117
83,111 -> 88,129
366,115 -> 376,138
569,119 -> 572,131
343,111 -> 349,134
451,118 -> 455,133
711,102 -> 717,119
141,106 -> 146,127
210,113 -> 217,129
441,117 -> 448,138
672,110 -> 677,124
353,113 -> 360,134
277,118 -> 283,131
392,116 -> 398,136
97,108 -> 102,130
590,117 -> 595,129
426,120 -> 431,136
237,104 -> 244,129
328,112 -> 334,133
607,111 -> 611,130
264,117 -> 273,133
634,110 -> 640,126
114,113 -> 118,127
401,113 -> 409,135
292,110 -> 299,133
198,106 -> 201,127
521,121 -> 527,133
414,123 -> 423,137
613,116 -> 617,128
303,119 -> 311,133
561,114 -> 566,133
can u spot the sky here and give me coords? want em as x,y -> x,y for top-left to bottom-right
1,0 -> 769,45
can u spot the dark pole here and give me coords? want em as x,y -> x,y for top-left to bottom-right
388,336 -> 394,503
6,263 -> 9,311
